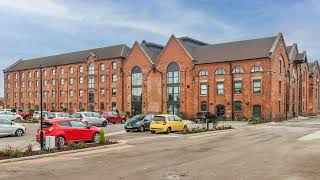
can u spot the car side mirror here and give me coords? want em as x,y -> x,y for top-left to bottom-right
11,122 -> 14,125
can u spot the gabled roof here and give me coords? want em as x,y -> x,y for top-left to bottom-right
178,35 -> 277,64
308,61 -> 319,74
4,44 -> 131,72
140,41 -> 164,63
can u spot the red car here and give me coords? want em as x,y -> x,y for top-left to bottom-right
36,119 -> 101,147
102,111 -> 126,124
18,111 -> 33,120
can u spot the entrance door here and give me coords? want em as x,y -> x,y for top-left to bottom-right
216,105 -> 225,118
253,105 -> 262,119
131,67 -> 142,115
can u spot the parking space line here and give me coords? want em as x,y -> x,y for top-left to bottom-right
298,131 -> 320,141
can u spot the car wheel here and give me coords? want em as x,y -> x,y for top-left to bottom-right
166,127 -> 171,134
126,130 -> 130,132
15,129 -> 24,137
150,130 -> 155,134
139,126 -> 145,132
56,136 -> 66,147
15,117 -> 22,121
121,119 -> 126,124
92,133 -> 100,143
183,126 -> 188,133
102,121 -> 108,127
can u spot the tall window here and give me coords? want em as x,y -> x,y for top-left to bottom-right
100,88 -> 105,96
69,78 -> 74,85
112,74 -> 117,82
232,67 -> 244,74
253,79 -> 261,94
79,66 -> 84,73
112,102 -> 117,111
131,66 -> 142,114
100,75 -> 105,83
234,80 -> 242,94
112,88 -> 116,96
69,67 -> 74,74
112,62 -> 117,69
88,63 -> 94,75
216,81 -> 224,95
60,78 -> 64,85
199,70 -> 208,77
279,59 -> 282,73
100,64 -> 105,71
60,68 -> 64,75
279,81 -> 282,95
201,101 -> 207,112
51,69 -> 56,75
167,63 -> 180,115
200,82 -> 207,95
79,89 -> 83,97
215,68 -> 225,75
88,77 -> 94,88
234,101 -> 242,112
79,77 -> 84,84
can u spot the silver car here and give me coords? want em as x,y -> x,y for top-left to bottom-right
0,111 -> 22,121
72,112 -> 108,127
0,118 -> 26,137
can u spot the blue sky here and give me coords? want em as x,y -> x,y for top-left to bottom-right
0,0 -> 319,97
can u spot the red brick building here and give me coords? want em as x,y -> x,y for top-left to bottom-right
3,33 -> 319,120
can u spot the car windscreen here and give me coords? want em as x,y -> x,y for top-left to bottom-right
128,115 -> 145,123
153,116 -> 166,121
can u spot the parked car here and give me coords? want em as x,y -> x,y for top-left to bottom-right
124,114 -> 154,132
18,111 -> 33,120
0,111 -> 23,121
33,111 -> 54,119
51,112 -> 71,119
150,114 -> 187,134
102,111 -> 126,124
0,109 -> 13,112
0,118 -> 26,137
36,119 -> 101,147
195,112 -> 217,123
72,112 -> 108,127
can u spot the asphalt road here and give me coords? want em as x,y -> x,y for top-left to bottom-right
0,118 -> 319,179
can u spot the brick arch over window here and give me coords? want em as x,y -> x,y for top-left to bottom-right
232,66 -> 244,74
199,69 -> 208,77
251,65 -> 263,72
215,67 -> 225,75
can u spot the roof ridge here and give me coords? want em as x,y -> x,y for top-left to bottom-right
205,35 -> 277,48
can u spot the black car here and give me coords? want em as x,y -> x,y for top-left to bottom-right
195,112 -> 217,123
124,114 -> 154,132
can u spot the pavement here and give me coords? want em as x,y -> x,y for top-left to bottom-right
1,118 -> 320,179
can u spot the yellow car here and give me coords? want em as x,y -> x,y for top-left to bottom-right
150,114 -> 188,134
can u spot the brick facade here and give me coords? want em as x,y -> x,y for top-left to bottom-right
4,33 -> 320,120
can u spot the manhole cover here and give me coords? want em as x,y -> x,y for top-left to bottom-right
165,172 -> 186,180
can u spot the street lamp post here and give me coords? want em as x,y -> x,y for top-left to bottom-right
37,64 -> 44,150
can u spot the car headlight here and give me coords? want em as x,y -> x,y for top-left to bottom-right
135,121 -> 142,125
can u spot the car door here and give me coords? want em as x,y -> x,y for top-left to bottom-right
167,116 -> 177,131
92,112 -> 102,126
174,115 -> 184,131
57,121 -> 73,141
70,121 -> 91,141
0,119 -> 15,135
143,114 -> 153,130
0,119 -> 9,136
107,112 -> 115,123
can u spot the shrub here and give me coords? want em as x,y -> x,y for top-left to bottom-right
25,144 -> 34,156
77,142 -> 88,149
62,108 -> 68,113
79,108 -> 85,112
115,109 -> 120,114
1,146 -> 24,158
98,129 -> 106,144
28,109 -> 35,114
67,142 -> 77,148
179,112 -> 187,119
11,108 -> 17,113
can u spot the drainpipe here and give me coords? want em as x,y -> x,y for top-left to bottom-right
229,63 -> 234,121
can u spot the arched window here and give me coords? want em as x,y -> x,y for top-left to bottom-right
199,70 -> 208,77
232,67 -> 244,74
131,66 -> 142,114
69,67 -> 74,74
251,65 -> 263,72
60,68 -> 64,75
112,62 -> 117,69
279,59 -> 282,73
88,63 -> 94,75
215,68 -> 225,75
167,63 -> 180,115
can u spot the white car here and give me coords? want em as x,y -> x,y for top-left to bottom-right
33,111 -> 54,119
52,112 -> 71,119
0,118 -> 26,137
0,109 -> 12,112
72,112 -> 108,127
0,111 -> 22,121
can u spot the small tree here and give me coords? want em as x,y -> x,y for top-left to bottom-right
28,109 -> 35,114
11,108 -> 16,113
98,129 -> 106,144
115,109 -> 120,114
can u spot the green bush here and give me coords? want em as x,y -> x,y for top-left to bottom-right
67,142 -> 77,148
1,146 -> 24,158
179,112 -> 187,119
11,108 -> 17,113
98,129 -> 106,144
77,142 -> 88,149
28,109 -> 35,114
62,108 -> 68,113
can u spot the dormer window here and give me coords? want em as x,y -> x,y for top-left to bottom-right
199,70 -> 208,77
251,65 -> 263,72
215,68 -> 225,75
232,67 -> 244,74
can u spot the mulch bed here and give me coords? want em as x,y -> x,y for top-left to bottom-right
0,141 -> 118,160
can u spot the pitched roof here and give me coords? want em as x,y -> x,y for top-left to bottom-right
4,44 -> 131,72
308,61 -> 318,74
140,41 -> 164,63
286,46 -> 292,53
179,36 -> 277,64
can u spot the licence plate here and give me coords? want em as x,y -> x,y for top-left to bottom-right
127,126 -> 132,128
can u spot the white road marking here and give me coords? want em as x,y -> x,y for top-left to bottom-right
298,131 -> 320,141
